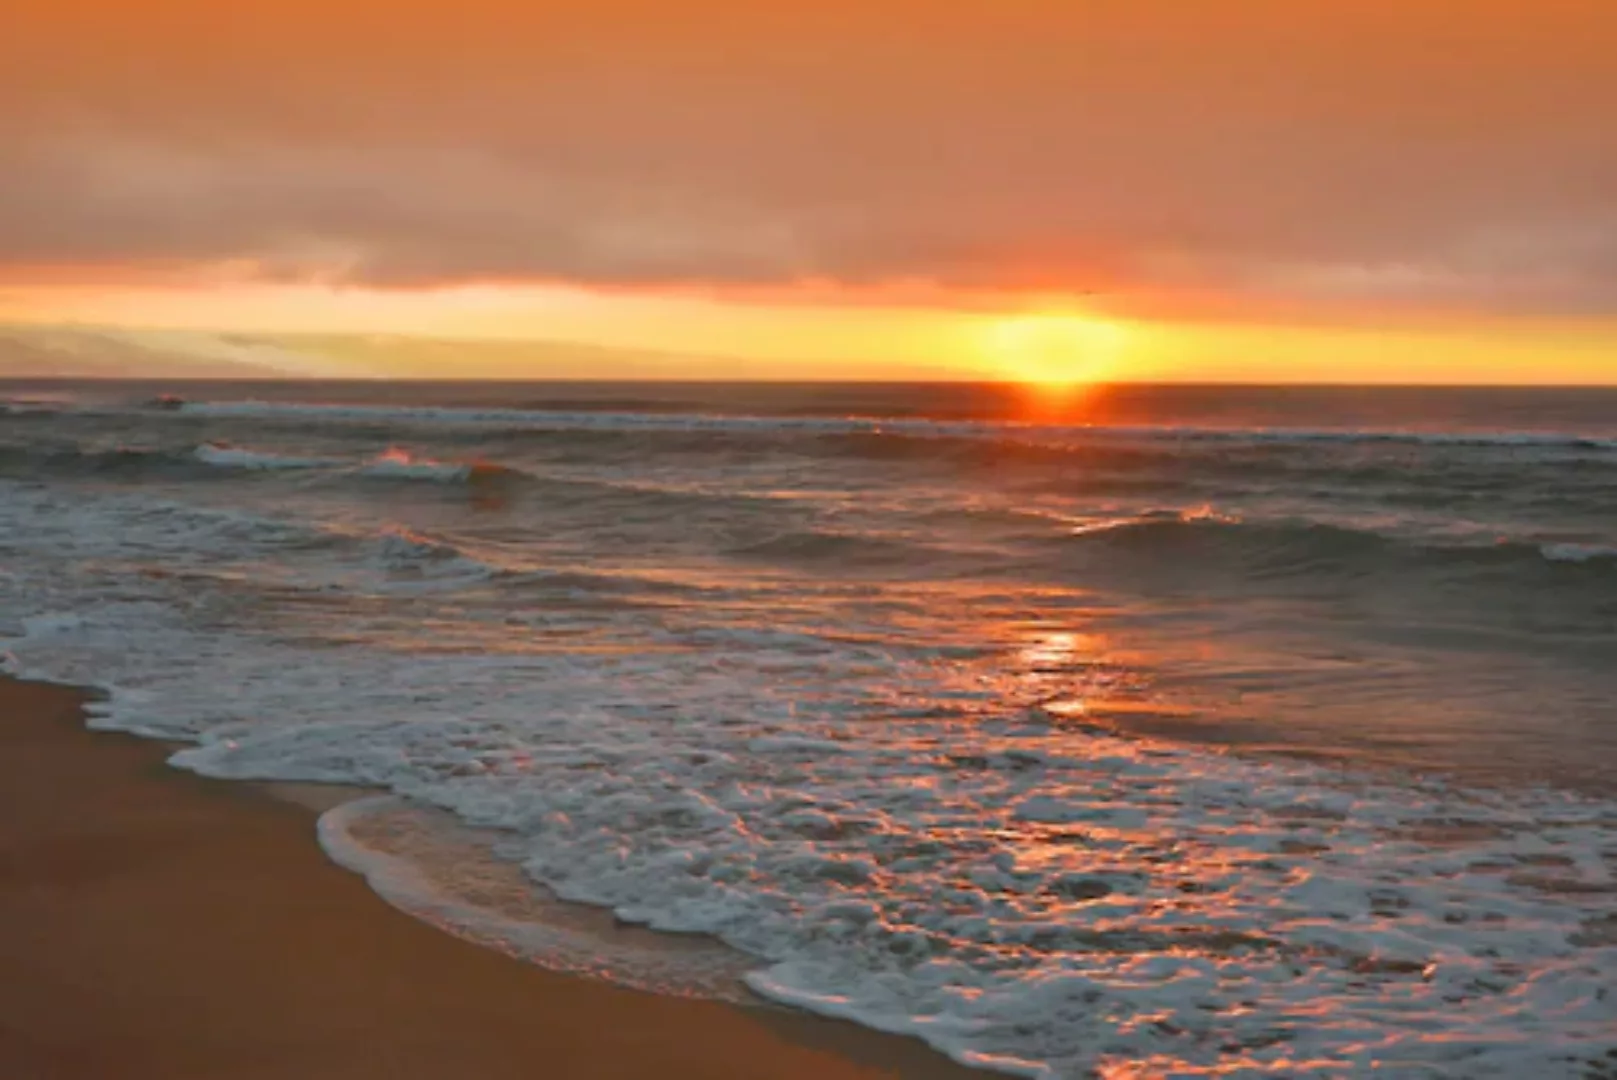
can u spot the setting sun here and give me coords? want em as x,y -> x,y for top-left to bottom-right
982,313 -> 1129,389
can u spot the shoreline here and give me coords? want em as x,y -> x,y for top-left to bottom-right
0,676 -> 986,1079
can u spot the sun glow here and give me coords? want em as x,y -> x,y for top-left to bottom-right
982,313 -> 1130,391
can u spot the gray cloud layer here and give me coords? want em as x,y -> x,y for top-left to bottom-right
4,2 -> 1616,316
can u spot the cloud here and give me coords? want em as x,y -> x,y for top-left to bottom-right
0,325 -> 333,378
3,1 -> 1616,317
0,322 -> 974,382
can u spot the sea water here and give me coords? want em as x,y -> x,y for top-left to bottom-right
2,380 -> 1614,1076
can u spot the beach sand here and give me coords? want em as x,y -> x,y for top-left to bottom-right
0,677 -> 984,1079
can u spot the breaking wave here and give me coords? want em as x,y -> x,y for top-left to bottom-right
1062,510 -> 1617,576
355,447 -> 522,484
0,439 -> 526,488
194,442 -> 335,470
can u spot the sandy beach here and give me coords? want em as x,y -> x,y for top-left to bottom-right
0,676 -> 983,1080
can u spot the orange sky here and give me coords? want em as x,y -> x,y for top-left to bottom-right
3,1 -> 1615,382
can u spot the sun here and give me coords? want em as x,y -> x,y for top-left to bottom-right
981,313 -> 1129,391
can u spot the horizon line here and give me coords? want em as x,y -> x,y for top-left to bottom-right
5,374 -> 1617,391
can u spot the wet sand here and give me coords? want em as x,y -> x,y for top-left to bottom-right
0,677 -> 984,1079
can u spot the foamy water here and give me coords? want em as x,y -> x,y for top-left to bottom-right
2,382 -> 1614,1075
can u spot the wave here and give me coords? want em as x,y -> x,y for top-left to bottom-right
355,447 -> 520,485
16,432 -> 1603,522
336,525 -> 732,603
1157,425 -> 1617,453
0,392 -> 79,415
0,441 -> 339,480
0,433 -> 825,525
166,398 -> 1617,454
0,438 -> 529,488
361,527 -> 506,587
1541,541 -> 1617,564
0,443 -> 211,481
178,399 -> 890,437
1061,509 -> 1617,580
194,444 -> 524,485
727,528 -> 973,573
194,442 -> 335,470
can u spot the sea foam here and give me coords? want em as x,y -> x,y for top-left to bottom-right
3,478 -> 1614,1077
194,442 -> 334,470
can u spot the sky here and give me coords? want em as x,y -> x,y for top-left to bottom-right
2,1 -> 1615,383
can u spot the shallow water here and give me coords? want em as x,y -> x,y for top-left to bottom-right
2,380 -> 1614,1076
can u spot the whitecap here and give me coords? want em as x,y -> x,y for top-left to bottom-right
194,442 -> 333,470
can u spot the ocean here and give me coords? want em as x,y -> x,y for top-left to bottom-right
2,379 -> 1614,1076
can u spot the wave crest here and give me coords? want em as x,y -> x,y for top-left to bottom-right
194,442 -> 334,470
1064,509 -> 1617,578
357,448 -> 519,485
